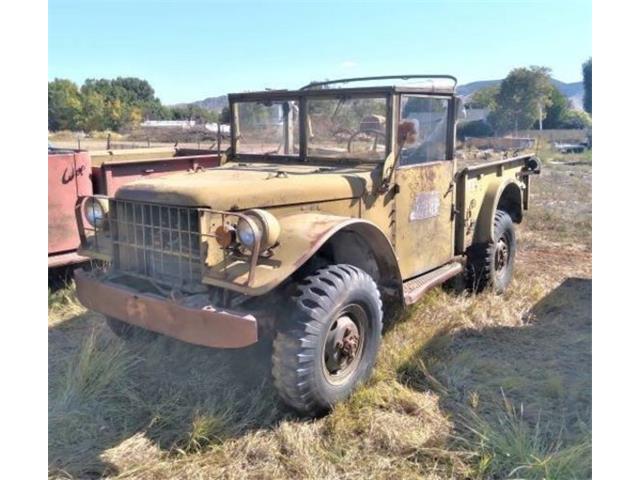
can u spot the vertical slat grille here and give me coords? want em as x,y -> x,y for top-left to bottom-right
110,199 -> 201,286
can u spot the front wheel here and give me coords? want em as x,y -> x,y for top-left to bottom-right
467,209 -> 517,294
272,264 -> 383,416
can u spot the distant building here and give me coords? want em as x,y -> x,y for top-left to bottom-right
461,107 -> 490,123
204,123 -> 231,134
140,120 -> 196,129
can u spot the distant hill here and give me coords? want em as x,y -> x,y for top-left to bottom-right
458,78 -> 584,110
185,95 -> 228,113
185,77 -> 584,112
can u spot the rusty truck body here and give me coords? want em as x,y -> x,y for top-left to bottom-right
48,146 -> 220,268
74,75 -> 540,415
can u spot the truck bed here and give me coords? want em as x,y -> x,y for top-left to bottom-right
454,152 -> 540,254
90,147 -> 221,196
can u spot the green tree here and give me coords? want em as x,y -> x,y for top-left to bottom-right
219,106 -> 231,124
81,77 -> 166,126
560,110 -> 592,129
468,85 -> 499,110
126,105 -> 144,127
48,79 -> 82,131
490,66 -> 553,134
542,86 -> 571,129
79,91 -> 106,131
582,57 -> 592,114
105,98 -> 125,130
111,77 -> 156,103
50,76 -> 213,132
457,120 -> 494,139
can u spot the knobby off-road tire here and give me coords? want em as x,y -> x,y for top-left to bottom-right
467,209 -> 516,294
106,316 -> 158,341
272,264 -> 383,416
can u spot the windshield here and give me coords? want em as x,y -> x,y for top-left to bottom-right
235,100 -> 299,155
306,95 -> 388,161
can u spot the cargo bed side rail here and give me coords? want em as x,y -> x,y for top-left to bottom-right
453,154 -> 541,255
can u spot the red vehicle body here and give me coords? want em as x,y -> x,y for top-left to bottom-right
48,147 -> 220,268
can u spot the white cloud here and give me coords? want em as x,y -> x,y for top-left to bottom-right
340,60 -> 357,69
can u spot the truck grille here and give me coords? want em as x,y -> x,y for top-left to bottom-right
110,200 -> 202,286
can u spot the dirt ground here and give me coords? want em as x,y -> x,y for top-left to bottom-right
48,150 -> 592,479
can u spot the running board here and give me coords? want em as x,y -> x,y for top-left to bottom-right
403,262 -> 464,305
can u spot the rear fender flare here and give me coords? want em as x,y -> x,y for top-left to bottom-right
473,178 -> 523,244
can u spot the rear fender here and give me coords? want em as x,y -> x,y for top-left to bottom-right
473,178 -> 523,244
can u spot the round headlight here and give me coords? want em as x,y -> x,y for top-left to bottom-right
237,216 -> 259,248
84,198 -> 108,228
236,209 -> 280,251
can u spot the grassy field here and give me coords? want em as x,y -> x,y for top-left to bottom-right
48,149 -> 592,479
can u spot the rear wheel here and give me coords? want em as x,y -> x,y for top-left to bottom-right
105,316 -> 158,341
272,264 -> 383,416
467,209 -> 516,294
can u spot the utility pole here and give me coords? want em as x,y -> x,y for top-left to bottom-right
538,101 -> 543,131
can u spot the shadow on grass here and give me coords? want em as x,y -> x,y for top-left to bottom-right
48,263 -> 92,292
398,277 -> 592,477
48,311 -> 290,479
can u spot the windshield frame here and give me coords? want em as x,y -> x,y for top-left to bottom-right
229,88 -> 394,165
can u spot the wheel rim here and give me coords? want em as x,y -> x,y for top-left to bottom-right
494,235 -> 510,279
322,304 -> 367,385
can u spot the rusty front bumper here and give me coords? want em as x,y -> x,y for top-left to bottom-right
74,269 -> 258,348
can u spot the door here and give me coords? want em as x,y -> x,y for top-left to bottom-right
393,96 -> 455,279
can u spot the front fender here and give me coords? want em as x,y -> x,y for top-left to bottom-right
201,213 -> 401,296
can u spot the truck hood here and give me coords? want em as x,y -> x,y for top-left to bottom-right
115,162 -> 375,210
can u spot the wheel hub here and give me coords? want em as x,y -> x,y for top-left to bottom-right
324,315 -> 361,375
495,237 -> 509,272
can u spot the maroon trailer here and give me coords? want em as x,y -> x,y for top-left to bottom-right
48,149 -> 93,268
48,146 -> 220,268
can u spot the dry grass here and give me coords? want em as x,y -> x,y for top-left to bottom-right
48,152 -> 592,479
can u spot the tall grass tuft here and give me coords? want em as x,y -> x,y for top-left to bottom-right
49,330 -> 141,476
463,394 -> 591,479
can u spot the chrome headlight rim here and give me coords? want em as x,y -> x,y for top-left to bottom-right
236,215 -> 261,249
83,197 -> 109,229
236,209 -> 281,251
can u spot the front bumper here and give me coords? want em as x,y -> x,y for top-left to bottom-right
48,251 -> 89,268
74,269 -> 258,348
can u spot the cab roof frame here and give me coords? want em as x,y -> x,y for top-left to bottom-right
228,85 -> 457,103
229,73 -> 458,102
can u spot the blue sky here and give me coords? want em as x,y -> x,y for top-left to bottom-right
49,0 -> 592,104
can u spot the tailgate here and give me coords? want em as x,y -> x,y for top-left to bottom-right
48,151 -> 92,256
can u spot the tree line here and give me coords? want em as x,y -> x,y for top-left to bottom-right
50,63 -> 592,136
459,60 -> 592,138
48,77 -> 219,132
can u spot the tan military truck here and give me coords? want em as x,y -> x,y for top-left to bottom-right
75,75 -> 540,415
